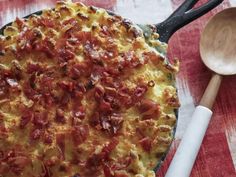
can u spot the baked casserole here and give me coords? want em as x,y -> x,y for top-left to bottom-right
0,1 -> 179,177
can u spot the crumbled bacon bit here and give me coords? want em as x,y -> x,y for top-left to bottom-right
99,99 -> 112,113
133,85 -> 148,101
57,48 -> 75,62
137,98 -> 160,119
41,162 -> 53,177
71,125 -> 89,145
94,84 -> 105,101
73,106 -> 86,120
86,138 -> 119,168
58,80 -> 75,93
139,137 -> 152,152
56,133 -> 66,159
19,110 -> 33,129
35,37 -> 55,58
44,133 -> 53,144
23,81 -> 41,101
33,112 -> 48,128
27,63 -> 43,74
30,128 -> 42,140
55,108 -> 66,123
143,51 -> 161,65
99,113 -> 123,135
38,17 -> 55,28
15,17 -> 25,30
103,164 -> 114,177
101,138 -> 119,159
0,78 -> 9,99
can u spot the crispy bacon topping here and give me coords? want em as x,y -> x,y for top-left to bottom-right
55,108 -> 66,123
137,98 -> 160,119
19,109 -> 33,129
71,125 -> 89,145
73,106 -> 86,120
0,1 -> 178,176
30,128 -> 42,140
38,17 -> 55,28
33,111 -> 48,128
139,137 -> 152,152
86,138 -> 118,167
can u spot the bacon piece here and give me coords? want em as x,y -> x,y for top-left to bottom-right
56,133 -> 66,159
57,48 -> 75,62
71,125 -> 89,145
138,98 -> 160,119
103,164 -> 114,177
117,86 -> 132,108
89,112 -> 100,127
23,81 -> 41,101
133,85 -> 148,101
44,133 -> 53,145
19,109 -> 33,129
38,17 -> 55,28
15,17 -> 25,30
58,80 -> 75,93
69,61 -> 93,79
100,113 -> 123,135
94,84 -> 105,101
74,31 -> 92,44
35,37 -> 55,58
101,138 -> 119,159
41,162 -> 53,177
73,106 -> 86,120
30,128 -> 42,140
143,51 -> 161,65
86,138 -> 119,168
84,43 -> 100,64
139,137 -> 152,152
11,60 -> 23,80
55,108 -> 66,123
0,77 -> 9,99
63,18 -> 78,26
99,99 -> 112,113
33,112 -> 48,128
27,63 -> 43,74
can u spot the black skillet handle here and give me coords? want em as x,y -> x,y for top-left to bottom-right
156,0 -> 224,43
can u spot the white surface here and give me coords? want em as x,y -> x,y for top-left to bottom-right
165,106 -> 213,177
114,0 -> 172,24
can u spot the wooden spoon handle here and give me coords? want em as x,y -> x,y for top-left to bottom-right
165,106 -> 212,177
165,74 -> 222,177
200,73 -> 222,109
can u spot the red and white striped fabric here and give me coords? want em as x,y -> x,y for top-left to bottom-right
0,0 -> 235,177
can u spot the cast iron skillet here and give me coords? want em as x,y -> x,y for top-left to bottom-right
0,0 -> 223,173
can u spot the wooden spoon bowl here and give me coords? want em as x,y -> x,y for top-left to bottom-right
200,7 -> 236,75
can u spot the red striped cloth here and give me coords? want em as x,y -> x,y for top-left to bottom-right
0,0 -> 235,177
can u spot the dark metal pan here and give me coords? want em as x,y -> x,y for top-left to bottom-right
0,0 -> 223,174
156,0 -> 224,43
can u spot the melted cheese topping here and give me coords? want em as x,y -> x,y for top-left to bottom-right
0,1 -> 179,177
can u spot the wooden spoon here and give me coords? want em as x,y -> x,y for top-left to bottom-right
165,8 -> 236,177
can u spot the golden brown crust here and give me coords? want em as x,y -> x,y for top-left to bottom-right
0,1 -> 179,177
